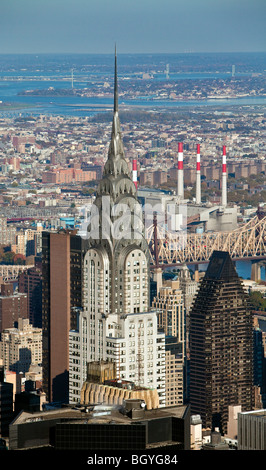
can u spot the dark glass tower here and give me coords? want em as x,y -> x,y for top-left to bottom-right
189,251 -> 255,434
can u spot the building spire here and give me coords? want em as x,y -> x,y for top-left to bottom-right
106,45 -> 125,162
101,45 -> 131,179
114,43 -> 118,113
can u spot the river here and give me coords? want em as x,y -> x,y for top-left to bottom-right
1,52 -> 266,117
194,260 -> 266,281
1,82 -> 266,118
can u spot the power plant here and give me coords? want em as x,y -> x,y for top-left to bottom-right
196,144 -> 201,205
177,142 -> 184,199
132,159 -> 138,189
137,143 -> 238,234
221,145 -> 227,208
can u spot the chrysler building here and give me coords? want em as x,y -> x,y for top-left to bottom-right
69,51 -> 165,406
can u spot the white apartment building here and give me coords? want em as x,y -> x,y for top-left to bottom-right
0,318 -> 42,374
69,309 -> 166,407
104,311 -> 165,406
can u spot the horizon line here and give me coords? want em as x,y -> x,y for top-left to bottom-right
0,50 -> 265,55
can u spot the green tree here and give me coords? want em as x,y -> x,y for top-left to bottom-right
2,251 -> 15,265
249,291 -> 266,311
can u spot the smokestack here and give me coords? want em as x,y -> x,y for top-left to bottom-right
196,144 -> 201,204
177,142 -> 184,199
221,145 -> 227,207
132,159 -> 138,190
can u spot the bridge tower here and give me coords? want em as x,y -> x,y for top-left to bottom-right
251,261 -> 263,283
151,212 -> 163,293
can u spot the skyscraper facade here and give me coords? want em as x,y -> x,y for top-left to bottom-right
152,278 -> 188,406
69,52 -> 166,406
18,263 -> 42,328
0,283 -> 28,336
189,250 -> 255,434
152,279 -> 185,355
42,230 -> 86,403
165,336 -> 184,406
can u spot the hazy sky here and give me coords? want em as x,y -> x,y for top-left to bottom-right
0,0 -> 265,54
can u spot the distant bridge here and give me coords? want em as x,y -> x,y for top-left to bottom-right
146,210 -> 266,268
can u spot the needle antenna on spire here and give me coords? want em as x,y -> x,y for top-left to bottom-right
114,44 -> 118,113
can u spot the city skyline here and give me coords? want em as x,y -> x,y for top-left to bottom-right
0,0 -> 265,54
0,1 -> 265,455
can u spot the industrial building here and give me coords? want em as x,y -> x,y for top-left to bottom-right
137,142 -> 238,234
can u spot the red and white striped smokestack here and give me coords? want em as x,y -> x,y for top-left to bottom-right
177,142 -> 184,199
196,144 -> 201,204
221,145 -> 227,207
132,159 -> 138,190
